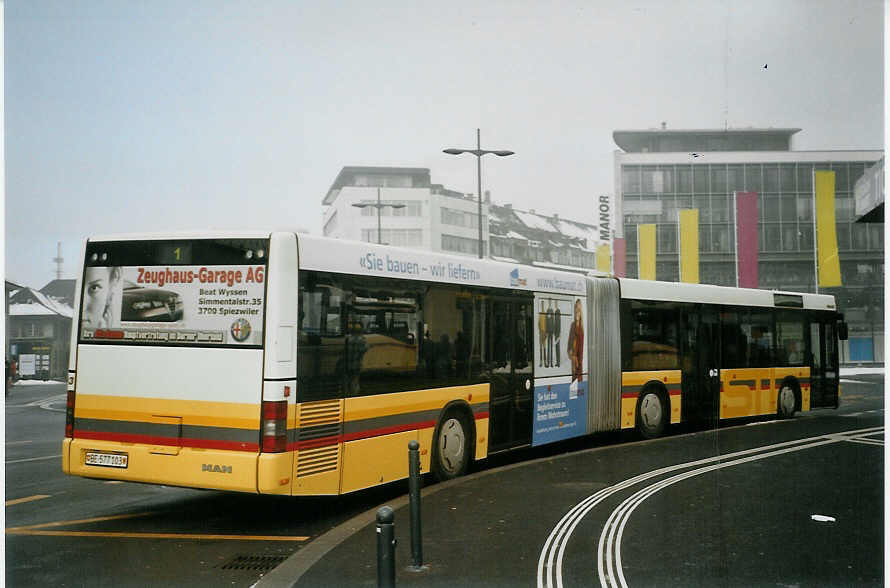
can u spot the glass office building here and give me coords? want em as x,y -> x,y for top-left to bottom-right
614,128 -> 883,362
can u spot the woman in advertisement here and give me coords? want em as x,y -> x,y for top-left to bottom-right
81,266 -> 122,329
567,298 -> 584,383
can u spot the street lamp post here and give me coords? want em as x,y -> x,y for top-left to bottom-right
443,129 -> 514,259
352,187 -> 406,245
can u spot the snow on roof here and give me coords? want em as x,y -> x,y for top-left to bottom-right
513,210 -> 558,232
555,219 -> 600,243
9,288 -> 74,318
506,230 -> 529,240
10,303 -> 61,317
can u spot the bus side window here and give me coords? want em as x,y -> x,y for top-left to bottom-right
743,308 -> 774,368
776,312 -> 805,366
721,311 -> 746,368
297,271 -> 347,402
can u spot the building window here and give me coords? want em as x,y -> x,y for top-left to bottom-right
780,195 -> 796,222
711,194 -> 729,222
836,224 -> 851,251
359,201 -> 422,217
832,164 -> 850,191
441,207 -> 479,228
658,224 -> 677,254
836,197 -> 854,221
677,166 -> 693,193
441,234 -> 483,256
780,164 -> 796,192
711,166 -> 727,192
763,166 -> 780,192
623,168 -> 641,193
693,166 -> 709,192
727,165 -> 744,193
852,224 -> 869,250
797,197 -> 812,221
712,225 -> 731,252
361,229 -> 423,247
745,165 -> 763,192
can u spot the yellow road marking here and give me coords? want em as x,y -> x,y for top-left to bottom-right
6,510 -> 309,541
5,530 -> 308,541
6,495 -> 50,507
6,512 -> 154,532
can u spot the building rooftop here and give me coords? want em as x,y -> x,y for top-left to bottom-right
613,127 -> 802,153
323,166 -> 431,205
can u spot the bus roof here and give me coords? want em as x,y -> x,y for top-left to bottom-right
86,230 -> 275,242
617,277 -> 836,311
296,233 -> 607,296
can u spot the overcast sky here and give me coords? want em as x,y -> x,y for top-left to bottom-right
5,0 -> 884,288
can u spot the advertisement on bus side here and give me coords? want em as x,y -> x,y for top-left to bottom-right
79,264 -> 266,346
532,295 -> 588,446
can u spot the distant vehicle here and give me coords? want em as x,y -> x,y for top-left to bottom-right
63,231 -> 846,497
121,281 -> 184,322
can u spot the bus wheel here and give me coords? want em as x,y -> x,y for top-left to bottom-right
432,412 -> 470,481
636,389 -> 666,439
777,384 -> 796,418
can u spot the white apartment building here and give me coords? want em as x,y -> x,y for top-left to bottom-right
322,166 -> 489,257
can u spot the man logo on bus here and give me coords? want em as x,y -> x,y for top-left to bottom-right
230,318 -> 251,342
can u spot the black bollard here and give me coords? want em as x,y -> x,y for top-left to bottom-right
408,440 -> 423,569
376,506 -> 396,588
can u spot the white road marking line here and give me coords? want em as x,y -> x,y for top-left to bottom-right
845,438 -> 884,446
6,455 -> 62,464
536,425 -> 884,588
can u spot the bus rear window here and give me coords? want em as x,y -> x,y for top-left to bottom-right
79,239 -> 269,347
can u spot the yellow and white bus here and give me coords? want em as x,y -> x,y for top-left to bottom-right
62,231 -> 845,495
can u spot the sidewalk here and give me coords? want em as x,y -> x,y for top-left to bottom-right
256,454 -> 547,588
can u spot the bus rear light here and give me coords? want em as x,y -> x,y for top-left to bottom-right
65,390 -> 76,438
261,400 -> 288,453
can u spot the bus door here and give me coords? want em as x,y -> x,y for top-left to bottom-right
809,318 -> 839,408
685,305 -> 721,427
487,297 -> 533,452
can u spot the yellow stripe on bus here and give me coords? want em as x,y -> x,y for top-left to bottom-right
343,384 -> 489,422
74,394 -> 260,429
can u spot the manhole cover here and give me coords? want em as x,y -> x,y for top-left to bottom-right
219,554 -> 288,571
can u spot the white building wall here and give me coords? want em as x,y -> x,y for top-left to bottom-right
323,185 -> 431,247
430,191 -> 489,256
322,184 -> 489,258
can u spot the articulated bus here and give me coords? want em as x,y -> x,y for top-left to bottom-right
63,232 -> 846,495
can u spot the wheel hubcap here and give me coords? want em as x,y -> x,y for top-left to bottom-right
640,393 -> 663,430
439,418 -> 466,474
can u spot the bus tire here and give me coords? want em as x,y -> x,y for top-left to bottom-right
777,382 -> 797,419
432,410 -> 471,481
636,386 -> 667,439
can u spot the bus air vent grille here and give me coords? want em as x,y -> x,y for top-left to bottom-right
297,445 -> 339,477
298,399 -> 341,427
297,399 -> 341,477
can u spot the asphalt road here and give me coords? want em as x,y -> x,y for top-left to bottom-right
5,373 -> 884,587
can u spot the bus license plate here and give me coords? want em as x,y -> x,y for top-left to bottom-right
85,452 -> 128,468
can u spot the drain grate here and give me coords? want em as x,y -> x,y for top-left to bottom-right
219,554 -> 288,571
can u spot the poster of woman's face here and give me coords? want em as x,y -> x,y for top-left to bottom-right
81,266 -> 122,329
